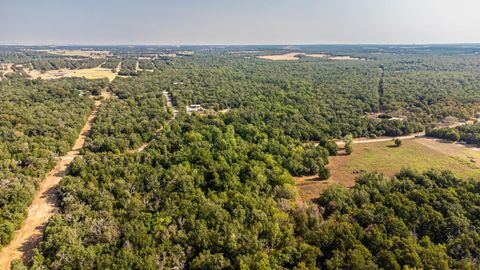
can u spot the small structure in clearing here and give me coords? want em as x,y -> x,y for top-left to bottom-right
186,104 -> 203,113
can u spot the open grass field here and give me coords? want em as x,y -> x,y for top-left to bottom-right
257,52 -> 364,61
24,67 -> 117,82
296,138 -> 480,202
257,52 -> 304,61
70,67 -> 117,81
47,49 -> 111,58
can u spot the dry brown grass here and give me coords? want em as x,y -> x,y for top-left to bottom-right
257,52 -> 363,61
305,53 -> 328,58
295,138 -> 480,202
24,67 -> 117,82
257,52 -> 304,61
329,56 -> 363,60
47,49 -> 111,58
0,63 -> 14,80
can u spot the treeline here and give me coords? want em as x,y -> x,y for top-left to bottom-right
31,111 -> 334,269
83,77 -> 171,153
101,58 -> 121,71
30,58 -> 105,71
30,128 -> 480,269
139,56 -> 425,141
382,70 -> 480,124
427,123 -> 480,146
292,169 -> 480,269
138,59 -> 155,70
118,58 -> 138,76
0,78 -> 104,249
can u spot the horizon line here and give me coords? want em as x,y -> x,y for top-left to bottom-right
1,42 -> 480,47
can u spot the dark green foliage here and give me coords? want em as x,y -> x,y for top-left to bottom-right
428,123 -> 480,145
84,76 -> 170,153
2,46 -> 480,269
0,78 -> 100,248
394,138 -> 402,147
318,166 -> 331,180
292,170 -> 480,269
30,58 -> 104,71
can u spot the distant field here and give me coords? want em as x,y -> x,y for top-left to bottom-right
257,52 -> 363,61
47,49 -> 111,58
71,67 -> 117,81
24,67 -> 117,82
257,52 -> 304,61
296,138 -> 480,202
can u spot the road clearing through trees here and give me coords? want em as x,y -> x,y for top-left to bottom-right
0,91 -> 109,270
130,90 -> 178,153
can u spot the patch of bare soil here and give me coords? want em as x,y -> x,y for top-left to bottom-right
305,53 -> 328,58
0,63 -> 14,80
116,61 -> 122,73
0,95 -> 105,269
257,52 -> 305,61
295,152 -> 357,203
47,49 -> 111,58
257,52 -> 363,61
329,56 -> 364,60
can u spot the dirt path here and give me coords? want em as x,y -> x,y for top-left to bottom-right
0,93 -> 107,269
116,61 -> 122,73
336,132 -> 426,146
129,91 -> 178,153
335,122 -> 465,146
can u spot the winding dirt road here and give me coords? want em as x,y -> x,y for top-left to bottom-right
0,96 -> 104,269
130,90 -> 178,153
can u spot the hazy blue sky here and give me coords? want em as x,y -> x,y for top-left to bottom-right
1,0 -> 479,45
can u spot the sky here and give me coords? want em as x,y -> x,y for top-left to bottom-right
1,0 -> 480,45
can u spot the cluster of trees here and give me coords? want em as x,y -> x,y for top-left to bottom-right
118,58 -> 139,76
137,55 -> 433,142
101,58 -> 121,71
83,77 -> 171,153
427,123 -> 480,145
30,58 -> 104,71
30,125 -> 480,269
0,78 -> 103,249
382,68 -> 480,124
292,169 -> 480,269
138,59 -> 155,70
31,110 -> 333,269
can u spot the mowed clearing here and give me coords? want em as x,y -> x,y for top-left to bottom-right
257,52 -> 363,61
296,138 -> 480,202
47,49 -> 111,58
25,67 -> 117,82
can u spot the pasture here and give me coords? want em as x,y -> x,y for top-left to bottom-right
296,138 -> 480,202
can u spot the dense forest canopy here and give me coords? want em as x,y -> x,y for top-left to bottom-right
0,78 -> 105,249
1,45 -> 480,269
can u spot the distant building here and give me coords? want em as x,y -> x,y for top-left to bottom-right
186,104 -> 203,113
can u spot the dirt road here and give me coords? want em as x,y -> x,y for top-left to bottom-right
336,132 -> 426,146
130,90 -> 178,153
0,97 -> 103,269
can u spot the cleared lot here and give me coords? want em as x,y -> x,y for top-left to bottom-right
296,138 -> 480,202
